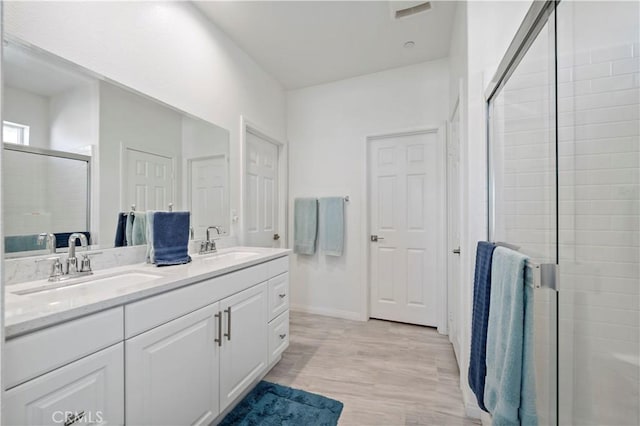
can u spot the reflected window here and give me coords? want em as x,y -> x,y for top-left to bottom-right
3,121 -> 30,145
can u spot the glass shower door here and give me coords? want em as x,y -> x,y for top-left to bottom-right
556,1 -> 640,424
487,10 -> 558,425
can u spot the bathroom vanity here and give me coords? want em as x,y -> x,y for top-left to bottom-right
3,248 -> 291,425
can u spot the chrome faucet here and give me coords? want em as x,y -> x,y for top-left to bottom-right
200,226 -> 223,254
37,233 -> 57,254
66,233 -> 90,276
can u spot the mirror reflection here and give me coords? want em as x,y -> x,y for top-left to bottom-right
2,41 -> 231,258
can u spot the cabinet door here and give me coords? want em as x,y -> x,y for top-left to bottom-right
126,303 -> 220,426
4,343 -> 124,426
219,282 -> 268,411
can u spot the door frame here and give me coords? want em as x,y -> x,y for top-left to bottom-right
239,116 -> 288,247
362,126 -> 448,332
185,153 -> 229,237
446,90 -> 463,344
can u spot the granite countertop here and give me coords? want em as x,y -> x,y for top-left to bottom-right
5,247 -> 291,338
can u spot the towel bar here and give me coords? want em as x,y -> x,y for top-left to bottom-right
494,241 -> 558,291
526,261 -> 557,291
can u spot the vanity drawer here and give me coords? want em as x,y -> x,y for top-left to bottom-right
125,262 -> 271,338
268,256 -> 290,278
5,307 -> 124,389
268,311 -> 289,365
268,273 -> 289,321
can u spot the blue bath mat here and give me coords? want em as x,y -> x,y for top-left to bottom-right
220,381 -> 343,426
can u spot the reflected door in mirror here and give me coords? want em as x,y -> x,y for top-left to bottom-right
125,148 -> 174,211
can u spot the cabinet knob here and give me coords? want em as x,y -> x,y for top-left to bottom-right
278,293 -> 286,299
279,333 -> 287,339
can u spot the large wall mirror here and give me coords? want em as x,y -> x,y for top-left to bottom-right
3,39 -> 231,258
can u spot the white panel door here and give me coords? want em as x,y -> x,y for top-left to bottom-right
190,155 -> 228,239
219,283 -> 268,411
125,303 -> 220,426
4,343 -> 124,426
126,148 -> 174,211
447,106 -> 462,359
245,131 -> 278,247
369,131 -> 444,326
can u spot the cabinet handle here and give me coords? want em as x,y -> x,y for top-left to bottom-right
278,293 -> 286,299
224,307 -> 232,341
64,411 -> 85,426
279,333 -> 287,339
214,311 -> 222,346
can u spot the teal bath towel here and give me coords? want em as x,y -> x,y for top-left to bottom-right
484,247 -> 538,426
294,198 -> 318,255
132,211 -> 147,246
319,197 -> 345,256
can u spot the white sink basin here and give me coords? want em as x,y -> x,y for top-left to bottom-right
12,271 -> 164,296
198,250 -> 260,262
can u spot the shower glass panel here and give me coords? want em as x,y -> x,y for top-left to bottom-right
556,1 -> 640,424
488,10 -> 557,426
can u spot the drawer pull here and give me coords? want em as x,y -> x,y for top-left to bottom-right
224,307 -> 232,341
214,311 -> 222,347
279,333 -> 287,339
278,293 -> 286,299
64,411 -> 85,426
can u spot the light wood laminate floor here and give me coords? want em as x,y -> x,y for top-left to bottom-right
265,312 -> 481,426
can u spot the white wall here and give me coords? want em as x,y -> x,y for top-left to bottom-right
49,83 -> 99,156
287,60 -> 449,320
99,82 -> 183,245
3,86 -> 49,148
4,1 -> 287,239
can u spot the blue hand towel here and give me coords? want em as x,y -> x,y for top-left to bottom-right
484,247 -> 538,426
5,235 -> 40,253
125,213 -> 134,246
294,198 -> 318,255
468,241 -> 497,412
132,211 -> 147,246
319,197 -> 345,256
152,211 -> 191,266
114,213 -> 127,247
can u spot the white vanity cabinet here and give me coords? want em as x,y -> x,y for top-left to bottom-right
5,253 -> 290,426
125,303 -> 221,426
219,282 -> 268,411
4,343 -> 124,426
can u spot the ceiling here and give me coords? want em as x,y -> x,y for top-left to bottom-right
194,1 -> 457,90
4,43 -> 95,97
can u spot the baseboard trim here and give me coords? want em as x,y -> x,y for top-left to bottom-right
290,304 -> 363,321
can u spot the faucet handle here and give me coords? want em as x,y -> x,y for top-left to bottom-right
36,256 -> 63,280
79,252 -> 102,273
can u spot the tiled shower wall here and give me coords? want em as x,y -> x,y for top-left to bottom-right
557,26 -> 639,426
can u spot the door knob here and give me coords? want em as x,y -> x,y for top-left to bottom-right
452,248 -> 461,254
370,235 -> 384,242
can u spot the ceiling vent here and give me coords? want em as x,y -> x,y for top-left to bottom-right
391,1 -> 432,19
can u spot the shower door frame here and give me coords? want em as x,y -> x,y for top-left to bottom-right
485,0 -> 560,424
